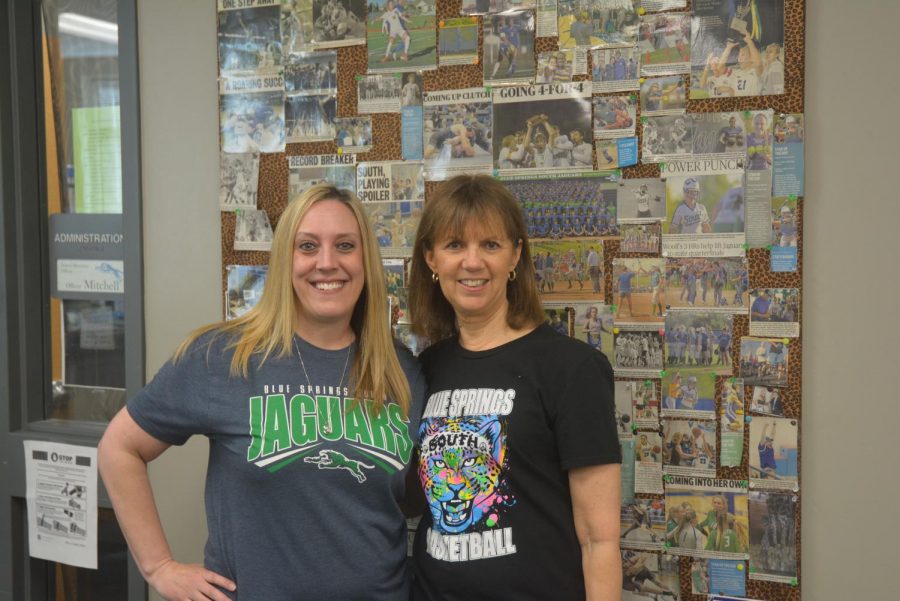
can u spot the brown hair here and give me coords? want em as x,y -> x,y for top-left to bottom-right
176,184 -> 410,414
408,175 -> 543,343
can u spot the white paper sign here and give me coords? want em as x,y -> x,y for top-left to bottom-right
24,441 -> 98,569
57,259 -> 124,295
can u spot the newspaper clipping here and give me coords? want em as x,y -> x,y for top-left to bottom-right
423,87 -> 493,180
639,75 -> 686,116
483,11 -> 536,87
613,324 -> 665,379
357,74 -> 402,114
530,240 -> 607,302
282,0 -> 315,55
287,153 -> 357,197
619,222 -> 661,254
665,258 -> 749,313
743,110 -> 775,248
749,385 -> 784,418
770,195 -> 798,272
690,0 -> 785,99
401,72 -> 425,160
772,113 -> 804,197
460,0 -> 535,15
226,264 -> 268,320
629,379 -> 660,430
234,208 -> 274,251
593,95 -> 637,139
536,50 -> 575,84
285,93 -> 337,142
748,491 -> 798,583
311,0 -> 367,48
691,111 -> 746,160
739,337 -> 789,388
571,301 -> 615,363
662,418 -> 717,477
492,83 -> 593,175
664,477 -> 750,559
661,158 -> 746,257
366,0 -> 436,74
218,0 -> 283,76
284,51 -> 337,95
536,0 -> 558,37
622,552 -> 681,601
749,288 -> 799,338
357,161 -> 424,255
637,13 -> 691,76
591,46 -> 640,94
558,0 -> 640,49
617,178 -> 665,222
438,18 -> 479,66
620,499 -> 665,551
334,116 -> 373,152
219,153 -> 260,211
219,73 -> 286,153
641,114 -> 692,163
614,380 -> 635,438
719,378 -> 745,467
634,431 -> 663,494
690,558 -> 747,597
749,416 -> 798,492
612,257 -> 665,325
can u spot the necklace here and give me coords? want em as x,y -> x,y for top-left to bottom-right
293,337 -> 352,435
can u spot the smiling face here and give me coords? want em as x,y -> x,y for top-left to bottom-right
424,217 -> 521,326
292,200 -> 365,337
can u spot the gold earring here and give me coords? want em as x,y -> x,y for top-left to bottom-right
508,270 -> 517,282
432,272 -> 439,283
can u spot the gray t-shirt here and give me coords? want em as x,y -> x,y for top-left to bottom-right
129,332 -> 426,601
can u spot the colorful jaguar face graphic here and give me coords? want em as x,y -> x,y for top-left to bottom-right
418,415 -> 508,534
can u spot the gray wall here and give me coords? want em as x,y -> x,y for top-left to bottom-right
803,3 -> 899,599
136,1 -> 899,599
138,2 -> 219,599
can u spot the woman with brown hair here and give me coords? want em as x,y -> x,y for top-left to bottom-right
99,185 -> 425,600
408,175 -> 621,600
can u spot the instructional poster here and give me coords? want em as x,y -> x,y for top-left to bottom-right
24,441 -> 98,569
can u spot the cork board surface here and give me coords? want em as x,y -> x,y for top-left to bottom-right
220,1 -> 805,598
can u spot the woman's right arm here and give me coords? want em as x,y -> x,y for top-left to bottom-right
98,408 -> 236,601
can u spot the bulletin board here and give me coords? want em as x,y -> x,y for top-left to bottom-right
217,0 -> 804,598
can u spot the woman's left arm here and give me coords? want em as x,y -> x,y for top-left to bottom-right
570,463 -> 622,601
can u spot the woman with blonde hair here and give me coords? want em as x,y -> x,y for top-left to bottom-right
408,175 -> 621,600
99,185 -> 425,600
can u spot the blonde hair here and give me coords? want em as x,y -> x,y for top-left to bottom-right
175,185 -> 410,414
408,175 -> 544,343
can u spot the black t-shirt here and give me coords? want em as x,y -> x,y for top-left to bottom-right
412,324 -> 621,601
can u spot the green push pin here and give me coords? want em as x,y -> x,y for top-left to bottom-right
485,86 -> 492,93
749,567 -> 757,573
610,304 -> 617,312
791,578 -> 798,586
664,541 -> 671,549
659,162 -> 666,170
766,244 -> 774,251
789,194 -> 797,201
641,116 -> 648,124
660,370 -> 667,377
741,480 -> 749,487
356,75 -> 362,81
644,379 -> 653,387
742,243 -> 750,250
631,424 -> 638,433
744,110 -> 751,118
782,338 -> 790,344
729,377 -> 736,383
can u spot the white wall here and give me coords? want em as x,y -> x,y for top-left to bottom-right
133,1 -> 900,599
803,3 -> 900,598
138,2 -> 219,600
